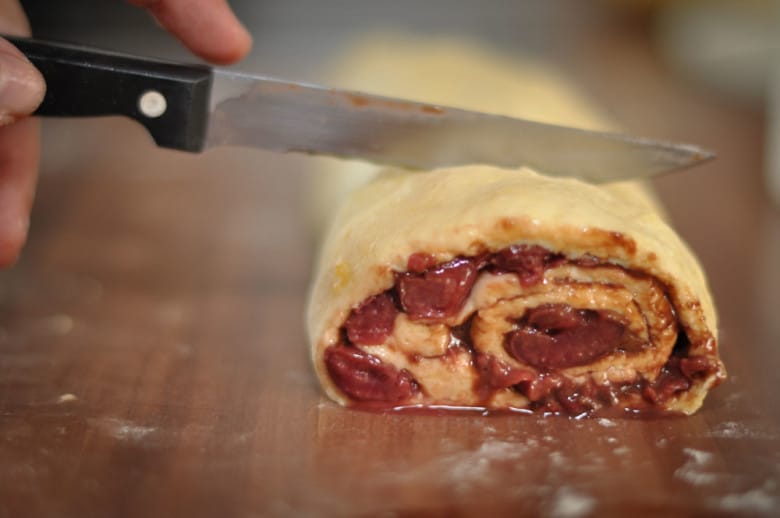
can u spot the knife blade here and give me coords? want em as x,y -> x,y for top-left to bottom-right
9,36 -> 713,182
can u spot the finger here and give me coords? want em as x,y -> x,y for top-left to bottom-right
0,117 -> 39,267
128,0 -> 252,64
0,38 -> 46,123
0,1 -> 40,267
0,0 -> 30,36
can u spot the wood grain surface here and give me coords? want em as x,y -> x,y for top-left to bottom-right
2,6 -> 779,518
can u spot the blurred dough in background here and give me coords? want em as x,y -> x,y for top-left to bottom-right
305,34 -> 618,243
653,0 -> 776,104
649,0 -> 779,204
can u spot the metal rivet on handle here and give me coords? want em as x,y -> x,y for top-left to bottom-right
138,90 -> 167,118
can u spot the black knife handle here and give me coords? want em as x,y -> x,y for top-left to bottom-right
7,36 -> 213,152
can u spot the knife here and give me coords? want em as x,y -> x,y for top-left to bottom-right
9,36 -> 713,182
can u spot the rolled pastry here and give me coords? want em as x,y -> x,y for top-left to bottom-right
306,36 -> 725,415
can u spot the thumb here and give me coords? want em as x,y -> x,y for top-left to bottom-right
0,37 -> 45,126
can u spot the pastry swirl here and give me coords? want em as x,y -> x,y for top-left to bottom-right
305,36 -> 725,415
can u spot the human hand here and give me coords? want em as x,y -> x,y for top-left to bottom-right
0,0 -> 45,267
0,0 -> 252,268
127,0 -> 253,64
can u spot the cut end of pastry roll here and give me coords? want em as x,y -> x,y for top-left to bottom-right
307,167 -> 725,416
306,34 -> 725,417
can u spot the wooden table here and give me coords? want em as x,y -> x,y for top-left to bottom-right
2,7 -> 779,517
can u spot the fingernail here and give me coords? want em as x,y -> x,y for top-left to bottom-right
0,51 -> 45,124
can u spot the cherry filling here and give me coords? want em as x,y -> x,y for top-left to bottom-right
397,257 -> 478,320
326,245 -> 717,413
641,355 -> 717,404
475,354 -> 536,391
505,304 -> 643,370
490,245 -> 565,286
345,293 -> 398,345
324,345 -> 418,402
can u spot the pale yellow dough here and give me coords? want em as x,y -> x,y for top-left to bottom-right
305,34 -> 725,415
